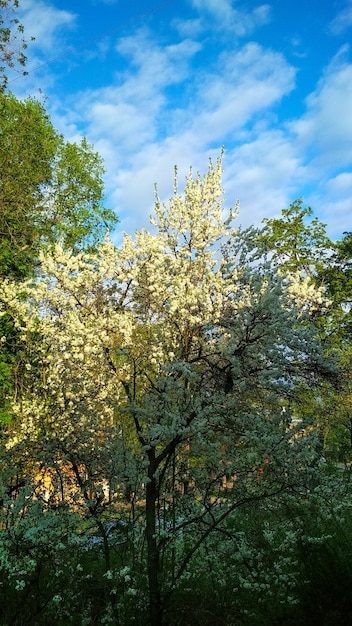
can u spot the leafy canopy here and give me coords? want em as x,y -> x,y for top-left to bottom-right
0,91 -> 118,279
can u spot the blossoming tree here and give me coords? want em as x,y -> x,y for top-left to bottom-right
0,155 -> 334,625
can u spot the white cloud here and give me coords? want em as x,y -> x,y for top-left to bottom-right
283,45 -> 352,238
326,171 -> 352,193
114,30 -> 201,95
89,96 -> 158,150
172,17 -> 204,38
188,43 -> 296,142
291,48 -> 352,169
323,173 -> 352,219
190,0 -> 271,36
192,0 -> 235,22
308,172 -> 352,238
330,0 -> 352,34
222,130 -> 304,227
19,0 -> 76,52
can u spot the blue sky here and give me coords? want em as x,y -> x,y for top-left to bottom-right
8,0 -> 352,240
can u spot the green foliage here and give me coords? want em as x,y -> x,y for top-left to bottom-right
0,92 -> 56,279
325,231 -> 352,304
322,231 -> 352,339
45,137 -> 116,253
293,492 -> 352,626
261,198 -> 331,275
261,200 -> 352,463
0,91 -> 118,280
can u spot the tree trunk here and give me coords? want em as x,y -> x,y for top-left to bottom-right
146,450 -> 162,626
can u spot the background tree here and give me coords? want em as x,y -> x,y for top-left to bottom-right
260,201 -> 352,462
0,91 -> 118,280
317,231 -> 352,459
261,198 -> 332,276
322,231 -> 352,333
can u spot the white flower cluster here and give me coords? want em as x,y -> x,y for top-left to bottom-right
282,270 -> 332,313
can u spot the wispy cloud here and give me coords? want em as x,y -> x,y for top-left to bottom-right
224,130 -> 303,222
187,43 -> 296,142
284,45 -> 352,236
310,171 -> 352,236
190,0 -> 271,36
9,0 -> 77,95
330,0 -> 352,34
19,0 -> 77,52
172,17 -> 203,38
291,47 -> 352,169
